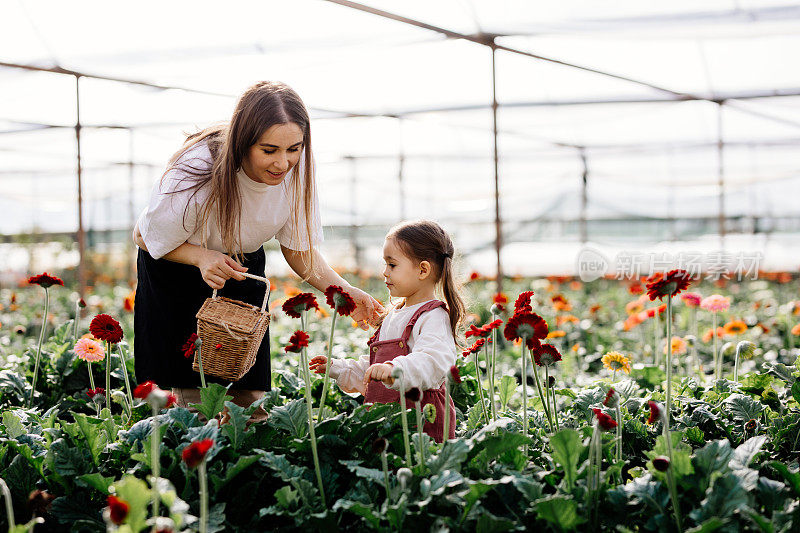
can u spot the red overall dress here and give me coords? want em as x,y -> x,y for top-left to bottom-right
364,300 -> 456,442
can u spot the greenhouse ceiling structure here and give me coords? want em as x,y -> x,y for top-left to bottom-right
2,0 -> 800,286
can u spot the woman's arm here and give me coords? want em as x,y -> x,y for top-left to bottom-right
134,220 -> 246,290
281,245 -> 384,328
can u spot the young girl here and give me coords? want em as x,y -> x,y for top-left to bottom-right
309,220 -> 465,442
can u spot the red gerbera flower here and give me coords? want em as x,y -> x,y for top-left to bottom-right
533,344 -> 562,366
603,388 -> 620,407
133,380 -> 158,400
493,293 -> 508,305
107,495 -> 130,525
592,408 -> 618,431
282,293 -> 319,318
465,324 -> 485,339
89,314 -> 124,344
182,333 -> 199,359
86,387 -> 105,399
324,285 -> 357,316
405,387 -> 421,403
514,291 -> 535,313
165,392 -> 177,409
646,269 -> 692,301
646,304 -> 667,318
28,272 -> 64,289
628,281 -> 643,295
485,319 -> 503,332
284,330 -> 310,353
182,438 -> 214,468
504,312 -> 549,350
462,338 -> 486,357
469,271 -> 480,281
647,401 -> 663,424
449,366 -> 462,384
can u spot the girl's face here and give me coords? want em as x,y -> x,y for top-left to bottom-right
382,237 -> 424,298
242,123 -> 304,186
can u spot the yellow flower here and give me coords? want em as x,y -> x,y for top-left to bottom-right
602,351 -> 631,374
665,336 -> 687,355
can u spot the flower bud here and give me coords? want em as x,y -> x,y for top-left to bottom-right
111,390 -> 127,404
13,325 -> 26,335
603,388 -> 620,408
404,387 -> 421,403
720,341 -> 735,358
652,455 -> 670,472
371,437 -> 388,454
490,303 -> 503,315
684,335 -> 696,347
397,467 -> 412,490
736,340 -> 756,360
423,403 -> 437,424
745,419 -> 758,432
420,478 -> 431,499
647,401 -> 665,425
547,376 -> 556,388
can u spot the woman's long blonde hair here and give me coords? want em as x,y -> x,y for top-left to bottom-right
164,81 -> 316,271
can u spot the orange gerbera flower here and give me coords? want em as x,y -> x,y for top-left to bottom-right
702,327 -> 726,343
665,336 -> 687,355
551,294 -> 572,312
626,300 -> 644,315
723,320 -> 747,336
123,292 -> 135,312
556,314 -> 579,326
546,330 -> 566,339
791,324 -> 800,336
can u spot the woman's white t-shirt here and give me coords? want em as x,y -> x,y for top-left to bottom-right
137,141 -> 323,259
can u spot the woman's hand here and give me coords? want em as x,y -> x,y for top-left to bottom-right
346,286 -> 385,330
309,355 -> 329,374
196,249 -> 248,290
363,363 -> 394,389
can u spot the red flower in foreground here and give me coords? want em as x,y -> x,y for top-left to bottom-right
107,495 -> 129,525
164,391 -> 177,409
449,366 -> 462,384
514,291 -> 535,313
284,330 -> 310,353
646,269 -> 692,301
89,314 -> 124,344
465,324 -> 485,339
533,344 -> 562,367
592,408 -> 618,431
133,381 -> 157,400
324,285 -> 357,316
28,272 -> 64,289
504,312 -> 549,350
182,333 -> 199,359
282,293 -> 319,318
652,455 -> 670,472
182,438 -> 214,468
603,388 -> 620,407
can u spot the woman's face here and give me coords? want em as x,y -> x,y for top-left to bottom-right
242,122 -> 304,186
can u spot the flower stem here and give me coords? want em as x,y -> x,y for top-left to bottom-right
665,297 -> 673,429
151,404 -> 160,521
72,299 -> 80,345
198,460 -> 208,533
543,364 -> 552,421
443,377 -> 451,442
0,475 -> 15,530
550,370 -> 560,432
415,402 -> 425,466
380,450 -> 391,501
299,311 -> 326,505
490,315 -> 498,422
615,403 -> 622,463
521,339 -> 529,456
734,346 -> 741,382
530,353 -> 554,434
88,361 -> 96,391
712,312 -> 719,381
197,345 -> 207,389
662,423 -> 683,532
397,376 -> 412,468
474,347 -> 490,425
117,344 -> 135,416
28,287 -> 49,408
317,309 -> 338,422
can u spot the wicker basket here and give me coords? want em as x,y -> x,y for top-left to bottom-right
194,273 -> 271,381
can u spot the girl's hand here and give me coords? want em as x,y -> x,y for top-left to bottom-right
197,249 -> 248,290
363,363 -> 394,389
309,355 -> 329,374
346,286 -> 385,330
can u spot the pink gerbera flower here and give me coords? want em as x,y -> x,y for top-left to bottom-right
74,338 -> 105,363
700,294 -> 731,313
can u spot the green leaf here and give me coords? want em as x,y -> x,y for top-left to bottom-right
686,517 -> 728,533
685,426 -> 706,446
769,461 -> 800,496
646,432 -> 693,479
791,381 -> 800,404
693,472 -> 750,521
511,474 -> 544,503
535,496 -> 587,531
111,475 -> 151,533
475,509 -> 515,533
3,455 -> 38,503
471,433 -> 530,467
428,439 -> 470,474
211,454 -> 261,491
723,394 -> 765,423
73,413 -> 108,465
692,440 -> 733,492
333,499 -> 381,528
339,459 -> 385,484
221,401 -> 248,450
267,399 -> 308,438
47,438 -> 93,477
428,470 -> 464,496
498,375 -> 517,410
731,435 -> 767,471
2,410 -> 26,439
274,485 -> 299,510
78,473 -> 115,494
189,383 -> 233,422
549,429 -> 583,492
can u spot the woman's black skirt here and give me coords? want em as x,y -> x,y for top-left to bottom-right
134,247 -> 271,390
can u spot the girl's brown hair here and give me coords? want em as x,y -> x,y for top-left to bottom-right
387,220 -> 465,341
164,81 -> 316,271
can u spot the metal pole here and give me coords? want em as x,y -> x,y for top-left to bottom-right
491,43 -> 503,293
717,102 -> 725,248
398,119 -> 406,221
75,75 -> 86,296
579,148 -> 588,244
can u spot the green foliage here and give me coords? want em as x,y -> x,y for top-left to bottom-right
189,383 -> 233,422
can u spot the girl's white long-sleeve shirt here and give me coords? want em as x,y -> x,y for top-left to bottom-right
328,299 -> 456,395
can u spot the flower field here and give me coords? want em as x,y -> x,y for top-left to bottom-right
1,272 -> 799,532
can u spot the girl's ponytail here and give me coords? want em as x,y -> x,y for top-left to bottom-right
440,256 -> 465,344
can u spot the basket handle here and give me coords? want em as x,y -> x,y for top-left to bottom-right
212,272 -> 271,313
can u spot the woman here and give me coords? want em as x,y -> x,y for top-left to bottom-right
132,81 -> 383,420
